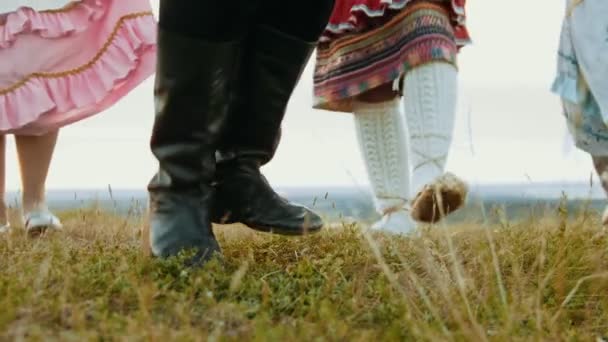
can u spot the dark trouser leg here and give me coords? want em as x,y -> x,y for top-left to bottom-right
212,0 -> 335,235
147,1 -> 246,264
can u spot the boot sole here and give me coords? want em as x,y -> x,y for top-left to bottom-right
213,212 -> 324,236
240,221 -> 323,236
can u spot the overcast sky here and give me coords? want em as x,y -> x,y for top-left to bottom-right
6,1 -> 594,190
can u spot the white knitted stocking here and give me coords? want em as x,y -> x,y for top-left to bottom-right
353,98 -> 416,234
403,62 -> 458,196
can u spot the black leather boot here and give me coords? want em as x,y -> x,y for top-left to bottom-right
148,28 -> 240,265
213,25 -> 323,235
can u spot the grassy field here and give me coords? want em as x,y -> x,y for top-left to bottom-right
1,203 -> 608,341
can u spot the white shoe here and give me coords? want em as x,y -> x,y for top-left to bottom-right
23,210 -> 62,236
0,224 -> 9,234
372,210 -> 417,235
602,206 -> 608,227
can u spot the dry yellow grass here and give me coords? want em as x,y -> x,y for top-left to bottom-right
1,204 -> 608,341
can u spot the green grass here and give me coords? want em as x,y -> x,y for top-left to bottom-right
1,204 -> 608,341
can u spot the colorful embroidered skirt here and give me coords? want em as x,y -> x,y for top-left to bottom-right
314,0 -> 470,113
0,0 -> 157,135
552,0 -> 608,156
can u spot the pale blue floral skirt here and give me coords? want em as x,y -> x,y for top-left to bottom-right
552,0 -> 608,156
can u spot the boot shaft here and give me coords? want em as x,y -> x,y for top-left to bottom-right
217,25 -> 317,166
150,29 -> 241,191
148,29 -> 241,264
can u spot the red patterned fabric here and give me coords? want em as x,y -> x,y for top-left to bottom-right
314,0 -> 470,113
321,0 -> 469,45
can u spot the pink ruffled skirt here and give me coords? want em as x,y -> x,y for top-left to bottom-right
0,0 -> 157,135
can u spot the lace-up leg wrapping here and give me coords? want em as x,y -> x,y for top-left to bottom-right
354,98 -> 416,233
402,62 -> 467,222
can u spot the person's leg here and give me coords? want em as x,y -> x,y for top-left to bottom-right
15,131 -> 62,234
147,1 -> 246,264
0,135 -> 8,232
592,155 -> 608,225
212,0 -> 335,235
403,62 -> 467,223
353,93 -> 416,234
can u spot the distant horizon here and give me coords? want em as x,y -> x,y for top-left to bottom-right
6,178 -> 598,191
5,179 -> 606,200
5,179 -> 606,222
27,178 -> 598,190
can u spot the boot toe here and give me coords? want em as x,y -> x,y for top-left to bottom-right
212,171 -> 324,235
244,205 -> 324,235
302,209 -> 324,232
149,192 -> 221,265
